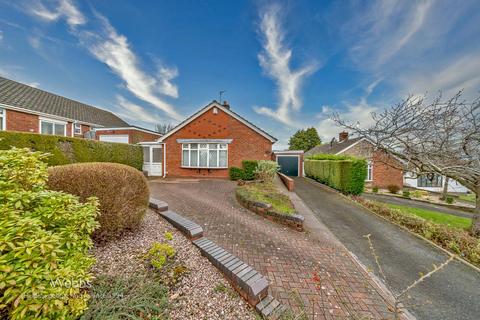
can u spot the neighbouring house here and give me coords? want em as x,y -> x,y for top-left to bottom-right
404,172 -> 469,193
140,101 -> 277,177
305,131 -> 403,189
0,77 -> 161,143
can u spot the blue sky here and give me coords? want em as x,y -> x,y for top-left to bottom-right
1,0 -> 479,148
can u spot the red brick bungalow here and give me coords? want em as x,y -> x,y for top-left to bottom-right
306,132 -> 403,189
141,101 -> 277,178
0,77 -> 161,143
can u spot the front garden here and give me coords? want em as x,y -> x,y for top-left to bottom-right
0,147 -> 254,319
230,160 -> 304,231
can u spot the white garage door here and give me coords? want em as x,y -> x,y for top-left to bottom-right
99,134 -> 129,143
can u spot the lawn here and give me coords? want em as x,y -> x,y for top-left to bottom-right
386,203 -> 472,230
459,193 -> 476,204
237,182 -> 295,214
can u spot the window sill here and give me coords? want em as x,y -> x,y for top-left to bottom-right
181,166 -> 228,169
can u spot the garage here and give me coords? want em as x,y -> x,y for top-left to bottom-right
273,150 -> 303,177
98,134 -> 129,144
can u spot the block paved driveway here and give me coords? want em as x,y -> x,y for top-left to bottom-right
150,179 -> 394,319
294,177 -> 480,320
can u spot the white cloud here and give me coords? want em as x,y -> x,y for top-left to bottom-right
254,4 -> 318,126
400,53 -> 480,97
316,81 -> 380,141
28,36 -> 41,49
82,13 -> 182,121
28,0 -> 86,27
0,30 -> 3,42
114,95 -> 164,125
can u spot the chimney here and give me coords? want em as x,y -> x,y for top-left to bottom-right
223,100 -> 230,109
339,131 -> 349,142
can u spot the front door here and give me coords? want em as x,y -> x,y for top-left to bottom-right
142,146 -> 163,176
277,156 -> 299,176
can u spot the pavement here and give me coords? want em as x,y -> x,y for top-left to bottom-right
362,193 -> 473,218
149,178 -> 394,319
294,177 -> 480,320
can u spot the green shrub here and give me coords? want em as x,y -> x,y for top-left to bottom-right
241,160 -> 259,180
0,131 -> 143,170
80,273 -> 169,320
412,190 -> 427,198
372,186 -> 379,193
306,153 -> 352,160
402,190 -> 410,198
387,184 -> 400,194
0,148 -> 99,319
145,242 -> 176,270
229,166 -> 245,180
255,160 -> 279,182
47,162 -> 149,241
446,197 -> 455,204
304,155 -> 367,195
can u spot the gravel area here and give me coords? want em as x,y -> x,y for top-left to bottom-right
92,209 -> 256,320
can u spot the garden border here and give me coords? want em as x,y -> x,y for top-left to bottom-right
235,189 -> 304,231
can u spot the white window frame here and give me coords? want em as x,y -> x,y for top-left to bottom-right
74,123 -> 82,135
39,117 -> 67,136
0,108 -> 5,131
181,143 -> 228,169
366,160 -> 373,181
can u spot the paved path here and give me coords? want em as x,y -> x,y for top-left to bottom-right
294,177 -> 480,320
362,193 -> 473,218
150,179 -> 393,319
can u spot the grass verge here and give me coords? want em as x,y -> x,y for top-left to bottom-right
386,203 -> 471,230
353,197 -> 480,267
237,182 -> 295,215
459,194 -> 476,204
81,273 -> 169,320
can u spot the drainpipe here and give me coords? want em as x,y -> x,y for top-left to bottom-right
162,143 -> 167,178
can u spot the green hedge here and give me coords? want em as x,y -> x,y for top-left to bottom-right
228,160 -> 259,181
0,131 -> 143,170
305,154 -> 367,195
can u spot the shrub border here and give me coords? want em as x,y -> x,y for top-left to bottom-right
235,188 -> 304,231
305,177 -> 480,273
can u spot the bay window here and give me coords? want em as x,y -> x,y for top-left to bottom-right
182,143 -> 228,168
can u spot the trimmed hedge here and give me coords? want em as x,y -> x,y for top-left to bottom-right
228,160 -> 259,181
305,154 -> 367,195
0,131 -> 143,170
47,162 -> 149,241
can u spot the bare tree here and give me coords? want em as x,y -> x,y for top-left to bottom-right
333,91 -> 480,235
155,123 -> 175,135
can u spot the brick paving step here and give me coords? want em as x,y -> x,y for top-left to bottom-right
149,198 -> 169,212
159,210 -> 203,239
193,238 -> 269,306
256,294 -> 287,319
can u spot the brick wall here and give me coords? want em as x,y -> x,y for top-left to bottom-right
95,129 -> 161,144
164,107 -> 273,178
5,109 -> 39,133
372,151 -> 403,188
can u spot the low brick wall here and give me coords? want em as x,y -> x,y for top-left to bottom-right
277,172 -> 294,191
236,191 -> 304,231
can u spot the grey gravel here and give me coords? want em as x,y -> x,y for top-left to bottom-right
92,209 -> 256,320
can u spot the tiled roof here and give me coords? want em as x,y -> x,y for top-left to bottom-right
0,77 -> 129,127
305,137 -> 364,155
